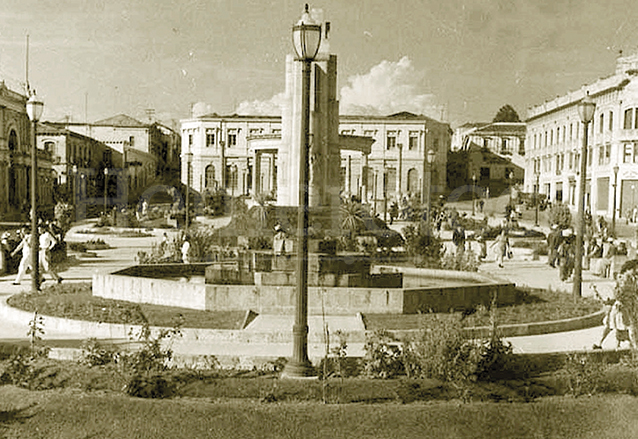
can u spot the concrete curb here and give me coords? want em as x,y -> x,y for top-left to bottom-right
1,291 -> 604,346
386,309 -> 605,340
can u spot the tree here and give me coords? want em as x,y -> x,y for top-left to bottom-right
493,105 -> 521,123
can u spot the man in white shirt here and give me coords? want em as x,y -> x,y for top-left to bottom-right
11,229 -> 32,285
39,225 -> 62,284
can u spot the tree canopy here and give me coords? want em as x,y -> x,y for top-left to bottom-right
492,104 -> 521,123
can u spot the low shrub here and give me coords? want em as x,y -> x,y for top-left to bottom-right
440,248 -> 479,272
563,352 -> 606,397
80,338 -> 121,367
361,330 -> 404,379
125,373 -> 175,399
511,239 -> 548,256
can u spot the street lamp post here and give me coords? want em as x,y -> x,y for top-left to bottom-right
26,94 -> 44,294
185,152 -> 193,228
535,172 -> 540,227
103,168 -> 109,216
472,173 -> 477,216
72,165 -> 78,212
612,165 -> 619,235
573,93 -> 596,301
425,149 -> 435,232
284,4 -> 321,378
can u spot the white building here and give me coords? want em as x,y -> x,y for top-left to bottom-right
525,53 -> 638,220
180,111 -> 450,212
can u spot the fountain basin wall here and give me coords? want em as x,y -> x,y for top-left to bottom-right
93,264 -> 514,315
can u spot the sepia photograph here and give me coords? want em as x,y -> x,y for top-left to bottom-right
0,0 -> 638,437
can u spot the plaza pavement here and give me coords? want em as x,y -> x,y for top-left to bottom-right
0,214 -> 623,360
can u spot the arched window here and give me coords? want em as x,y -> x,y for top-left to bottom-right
205,165 -> 215,188
8,130 -> 17,151
407,168 -> 419,194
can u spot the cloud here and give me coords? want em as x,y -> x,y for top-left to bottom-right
232,57 -> 443,119
236,92 -> 285,116
339,56 -> 441,118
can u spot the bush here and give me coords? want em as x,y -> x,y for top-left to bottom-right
125,373 -> 175,399
361,331 -> 405,379
440,248 -> 479,272
80,338 -> 120,367
401,224 -> 444,268
511,239 -> 548,256
563,352 -> 606,397
404,314 -> 480,383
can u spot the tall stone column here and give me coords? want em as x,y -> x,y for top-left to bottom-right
252,152 -> 261,197
361,152 -> 368,202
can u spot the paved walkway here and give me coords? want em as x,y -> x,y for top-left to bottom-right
0,215 -> 624,358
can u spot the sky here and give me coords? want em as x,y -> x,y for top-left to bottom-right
2,0 -> 638,129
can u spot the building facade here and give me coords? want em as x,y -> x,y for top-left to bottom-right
36,124 -> 123,210
51,115 -> 181,201
180,111 -> 450,211
525,54 -> 638,220
0,82 -> 53,220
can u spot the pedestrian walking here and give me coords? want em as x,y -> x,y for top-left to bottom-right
547,225 -> 561,268
557,230 -> 575,281
39,225 -> 62,284
491,229 -> 509,268
10,229 -> 34,285
452,224 -> 466,256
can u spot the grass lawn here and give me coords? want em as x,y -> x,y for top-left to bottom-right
2,386 -> 638,438
7,283 -> 246,330
8,283 -> 600,331
363,287 -> 601,330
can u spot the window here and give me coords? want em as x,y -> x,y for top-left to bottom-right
227,133 -> 237,146
205,165 -> 215,187
598,146 -> 605,165
624,109 -> 633,129
386,134 -> 396,149
570,124 -> 573,140
609,111 -> 614,131
599,113 -> 604,133
634,143 -> 638,163
624,143 -> 633,163
588,147 -> 593,166
408,133 -> 418,150
188,134 -> 193,146
635,109 -> 638,130
562,126 -> 566,143
605,144 -> 611,164
206,131 -> 215,147
556,127 -> 560,143
129,136 -> 135,147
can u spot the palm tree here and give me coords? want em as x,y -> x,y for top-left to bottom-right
340,200 -> 365,237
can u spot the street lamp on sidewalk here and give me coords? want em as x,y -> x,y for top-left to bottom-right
284,4 -> 322,378
103,168 -> 109,216
534,171 -> 540,227
425,149 -> 435,231
472,173 -> 476,216
26,93 -> 44,294
612,165 -> 619,235
185,152 -> 193,228
573,92 -> 596,301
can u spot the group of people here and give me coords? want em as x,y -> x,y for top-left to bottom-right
9,224 -> 63,286
546,225 -> 576,281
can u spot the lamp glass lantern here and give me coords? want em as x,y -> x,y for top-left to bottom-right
578,94 -> 596,124
26,95 -> 44,122
292,4 -> 322,61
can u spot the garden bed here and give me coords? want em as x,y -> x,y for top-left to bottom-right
363,288 -> 600,330
7,283 -> 245,330
7,284 -> 600,332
